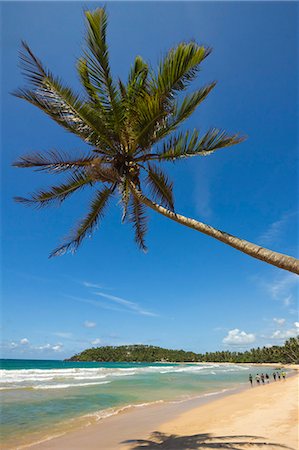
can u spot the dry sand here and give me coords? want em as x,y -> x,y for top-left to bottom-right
28,373 -> 298,450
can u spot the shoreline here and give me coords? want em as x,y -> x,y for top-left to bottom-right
16,370 -> 298,450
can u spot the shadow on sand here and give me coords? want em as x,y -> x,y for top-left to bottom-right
122,431 -> 295,450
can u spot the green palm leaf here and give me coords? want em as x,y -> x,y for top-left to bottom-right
14,172 -> 93,207
128,196 -> 147,251
171,82 -> 216,129
157,128 -> 245,161
146,165 -> 174,211
84,8 -> 123,128
14,42 -> 114,150
151,42 -> 211,101
50,186 -> 112,257
13,150 -> 97,173
143,82 -> 217,146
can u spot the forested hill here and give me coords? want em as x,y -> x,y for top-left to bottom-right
67,338 -> 299,363
67,345 -> 199,363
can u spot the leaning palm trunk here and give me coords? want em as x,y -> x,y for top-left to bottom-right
131,185 -> 299,275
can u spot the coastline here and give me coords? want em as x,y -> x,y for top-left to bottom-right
19,370 -> 298,450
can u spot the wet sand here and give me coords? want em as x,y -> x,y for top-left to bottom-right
26,373 -> 298,450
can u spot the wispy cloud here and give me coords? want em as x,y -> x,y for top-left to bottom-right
270,322 -> 299,340
5,340 -> 64,353
52,332 -> 73,339
93,291 -> 158,317
81,280 -> 158,317
259,211 -> 297,245
82,281 -> 104,289
65,295 -> 127,313
257,272 -> 298,310
194,160 -> 213,219
83,321 -> 96,328
273,318 -> 285,326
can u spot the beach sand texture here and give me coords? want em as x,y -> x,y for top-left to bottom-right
28,374 -> 298,450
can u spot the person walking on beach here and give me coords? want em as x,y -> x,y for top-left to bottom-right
273,372 -> 277,381
255,374 -> 260,384
265,373 -> 270,383
261,373 -> 265,384
249,374 -> 253,386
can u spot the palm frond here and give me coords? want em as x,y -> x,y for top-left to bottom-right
146,165 -> 174,211
151,42 -> 211,101
50,186 -> 112,257
130,93 -> 167,151
84,8 -> 123,129
123,56 -> 150,150
171,82 -> 216,129
77,57 -> 102,105
13,150 -> 97,173
139,82 -> 217,147
128,196 -> 147,251
157,128 -> 245,161
132,44 -> 212,150
14,172 -> 93,207
14,42 -> 114,150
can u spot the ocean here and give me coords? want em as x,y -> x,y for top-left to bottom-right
0,359 -> 285,449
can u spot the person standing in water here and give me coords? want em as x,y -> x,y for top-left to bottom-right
249,374 -> 253,386
281,371 -> 286,380
261,373 -> 265,384
265,373 -> 270,383
273,372 -> 277,381
255,374 -> 260,384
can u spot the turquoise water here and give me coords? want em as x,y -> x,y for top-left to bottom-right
0,359 -> 283,449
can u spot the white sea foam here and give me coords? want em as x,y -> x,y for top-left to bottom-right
83,399 -> 165,421
0,363 -> 251,391
34,381 -> 111,390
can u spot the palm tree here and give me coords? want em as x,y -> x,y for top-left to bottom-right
13,8 -> 299,274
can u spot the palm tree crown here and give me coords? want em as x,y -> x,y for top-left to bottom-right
13,8 -> 243,257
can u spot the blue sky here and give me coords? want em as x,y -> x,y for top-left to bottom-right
1,2 -> 298,359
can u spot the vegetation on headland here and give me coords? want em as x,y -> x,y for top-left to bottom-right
13,8 -> 299,274
67,337 -> 299,364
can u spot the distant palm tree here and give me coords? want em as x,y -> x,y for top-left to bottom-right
13,8 -> 299,274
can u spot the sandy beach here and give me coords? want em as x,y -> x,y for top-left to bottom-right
26,372 -> 298,450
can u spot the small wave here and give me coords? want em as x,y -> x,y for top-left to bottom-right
34,381 -> 111,390
84,399 -> 165,421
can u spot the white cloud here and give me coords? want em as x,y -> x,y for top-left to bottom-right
37,344 -> 51,350
283,295 -> 293,307
83,281 -> 103,289
273,318 -> 285,326
20,338 -> 29,345
66,295 -> 127,313
259,211 -> 296,245
53,332 -> 72,339
223,329 -> 255,345
271,329 -> 298,340
35,343 -> 63,352
91,338 -> 101,346
93,292 -> 158,317
84,321 -> 96,328
267,273 -> 298,300
52,344 -> 63,352
294,322 -> 299,328
9,342 -> 18,348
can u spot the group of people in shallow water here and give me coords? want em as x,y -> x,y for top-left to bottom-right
248,370 -> 286,386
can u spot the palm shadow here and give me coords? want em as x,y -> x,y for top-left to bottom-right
122,431 -> 295,449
